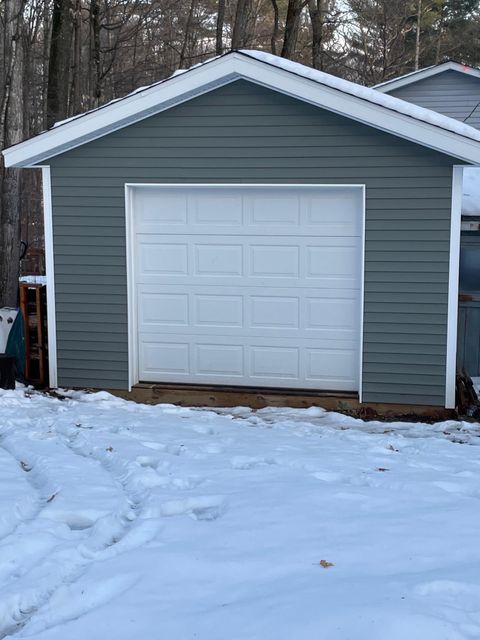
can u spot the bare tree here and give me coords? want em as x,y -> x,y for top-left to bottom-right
281,0 -> 307,59
0,0 -> 26,306
47,0 -> 75,127
269,0 -> 280,53
232,0 -> 251,48
216,0 -> 226,54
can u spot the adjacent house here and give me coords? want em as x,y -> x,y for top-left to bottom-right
4,51 -> 480,409
375,61 -> 480,380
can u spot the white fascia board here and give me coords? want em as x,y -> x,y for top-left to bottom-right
5,52 -> 480,167
375,61 -> 480,92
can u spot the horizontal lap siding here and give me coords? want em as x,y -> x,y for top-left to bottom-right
48,80 -> 455,404
388,70 -> 480,129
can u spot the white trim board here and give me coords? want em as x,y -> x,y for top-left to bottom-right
40,165 -> 58,388
124,183 -> 366,397
4,51 -> 480,167
445,165 -> 464,409
374,61 -> 480,93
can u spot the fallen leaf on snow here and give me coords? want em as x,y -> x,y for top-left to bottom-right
318,560 -> 334,568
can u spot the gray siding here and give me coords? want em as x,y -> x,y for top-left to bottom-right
387,70 -> 480,129
47,79 -> 457,405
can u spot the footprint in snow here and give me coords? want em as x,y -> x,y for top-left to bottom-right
140,441 -> 185,456
230,455 -> 276,470
311,470 -> 344,483
145,495 -> 226,521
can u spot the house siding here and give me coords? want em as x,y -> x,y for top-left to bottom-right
386,70 -> 480,129
47,79 -> 456,405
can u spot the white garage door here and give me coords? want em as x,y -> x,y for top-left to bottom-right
132,185 -> 363,391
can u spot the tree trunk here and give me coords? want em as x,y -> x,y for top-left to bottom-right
281,0 -> 306,59
0,0 -> 25,308
69,0 -> 82,115
47,0 -> 74,128
309,0 -> 326,70
232,0 -> 251,49
216,0 -> 226,55
90,0 -> 102,108
270,0 -> 280,54
415,0 -> 422,70
179,0 -> 197,68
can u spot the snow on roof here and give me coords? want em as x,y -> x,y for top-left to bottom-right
462,167 -> 480,215
49,51 -> 480,145
52,56 -> 221,130
240,51 -> 480,144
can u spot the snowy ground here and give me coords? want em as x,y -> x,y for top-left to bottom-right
1,389 -> 480,639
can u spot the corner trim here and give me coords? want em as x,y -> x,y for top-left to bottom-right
40,165 -> 58,388
125,184 -> 138,391
358,184 -> 366,403
445,165 -> 463,408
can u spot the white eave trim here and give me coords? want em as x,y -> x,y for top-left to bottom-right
374,61 -> 480,93
4,52 -> 480,167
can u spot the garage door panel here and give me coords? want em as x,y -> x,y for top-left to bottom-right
195,294 -> 243,327
141,341 -> 190,376
250,296 -> 299,328
306,297 -> 359,331
138,334 -> 358,389
192,193 -> 243,225
306,245 -> 358,279
196,343 -> 244,377
306,349 -> 358,388
137,242 -> 188,277
136,235 -> 359,287
133,186 -> 362,391
195,244 -> 243,276
306,190 -> 361,228
135,188 -> 188,229
139,292 -> 189,326
251,346 -> 300,380
136,186 -> 362,237
246,192 -> 301,225
250,245 -> 300,277
138,285 -> 358,336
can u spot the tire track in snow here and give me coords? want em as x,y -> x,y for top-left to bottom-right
0,423 -> 158,639
0,439 -> 42,544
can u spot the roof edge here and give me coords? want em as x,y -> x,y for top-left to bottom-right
374,61 -> 480,93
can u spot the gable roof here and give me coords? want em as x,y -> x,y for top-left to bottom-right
374,61 -> 480,93
4,50 -> 480,168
